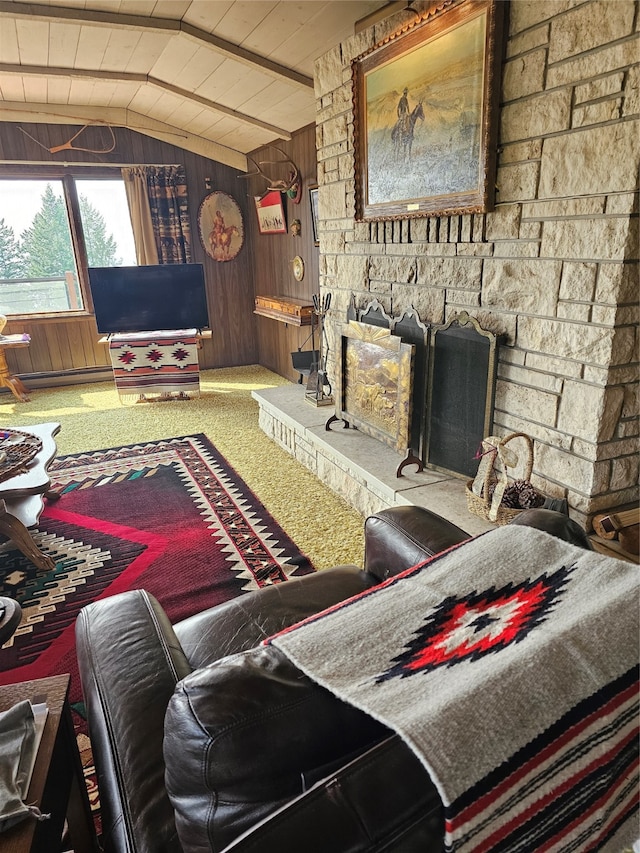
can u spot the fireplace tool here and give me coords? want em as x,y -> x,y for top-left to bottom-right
305,293 -> 334,407
291,316 -> 319,384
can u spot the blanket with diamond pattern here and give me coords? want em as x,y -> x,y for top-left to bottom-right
271,525 -> 639,852
108,329 -> 200,400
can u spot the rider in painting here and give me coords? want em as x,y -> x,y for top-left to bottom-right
397,87 -> 410,136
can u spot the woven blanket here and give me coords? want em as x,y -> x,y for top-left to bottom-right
271,526 -> 639,852
109,329 -> 200,400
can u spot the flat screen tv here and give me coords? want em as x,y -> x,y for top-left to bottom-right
88,263 -> 209,334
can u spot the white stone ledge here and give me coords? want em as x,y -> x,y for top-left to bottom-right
253,384 -> 495,538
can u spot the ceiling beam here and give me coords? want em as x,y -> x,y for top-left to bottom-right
0,1 -> 314,89
155,78 -> 292,140
0,63 -> 293,140
178,22 -> 312,89
0,102 -> 249,171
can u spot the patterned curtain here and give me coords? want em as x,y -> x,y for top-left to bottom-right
142,165 -> 193,264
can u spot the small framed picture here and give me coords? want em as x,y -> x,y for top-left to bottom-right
255,190 -> 287,234
308,186 -> 319,246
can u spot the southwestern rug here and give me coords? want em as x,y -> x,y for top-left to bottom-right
0,434 -> 314,819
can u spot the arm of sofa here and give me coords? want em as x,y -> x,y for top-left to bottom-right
164,644 -> 391,852
173,565 -> 377,670
219,735 -> 444,853
364,506 -> 471,582
76,589 -> 191,853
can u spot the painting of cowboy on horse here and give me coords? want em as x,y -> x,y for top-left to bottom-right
198,191 -> 244,262
391,88 -> 425,161
360,10 -> 487,209
209,210 -> 240,260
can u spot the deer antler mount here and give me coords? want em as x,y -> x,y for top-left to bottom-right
241,147 -> 301,202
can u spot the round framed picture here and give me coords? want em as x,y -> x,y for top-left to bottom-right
292,255 -> 305,281
198,191 -> 244,262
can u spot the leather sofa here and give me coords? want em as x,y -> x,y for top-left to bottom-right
75,506 -> 590,853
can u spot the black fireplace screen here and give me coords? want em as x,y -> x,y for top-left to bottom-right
426,313 -> 502,479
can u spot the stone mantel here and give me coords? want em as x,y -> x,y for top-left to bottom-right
253,384 -> 495,537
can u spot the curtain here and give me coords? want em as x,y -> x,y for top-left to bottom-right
121,167 -> 159,265
122,165 -> 193,265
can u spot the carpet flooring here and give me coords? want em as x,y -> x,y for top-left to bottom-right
0,365 -> 364,569
0,433 -> 315,688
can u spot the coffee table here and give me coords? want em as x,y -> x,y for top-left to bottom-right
0,423 -> 61,571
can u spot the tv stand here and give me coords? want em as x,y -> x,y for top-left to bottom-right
101,329 -> 210,403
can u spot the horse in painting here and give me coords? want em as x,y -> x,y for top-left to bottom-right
391,102 -> 425,161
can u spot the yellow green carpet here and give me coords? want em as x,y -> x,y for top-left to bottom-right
0,365 -> 364,568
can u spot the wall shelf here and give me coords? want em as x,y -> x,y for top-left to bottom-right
254,295 -> 313,326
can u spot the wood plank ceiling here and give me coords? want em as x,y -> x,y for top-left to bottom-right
0,0 -> 395,170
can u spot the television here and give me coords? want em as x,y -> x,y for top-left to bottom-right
87,263 -> 209,334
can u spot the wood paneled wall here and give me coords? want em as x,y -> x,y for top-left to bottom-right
245,126 -> 320,384
0,121 -> 319,385
0,122 -> 258,379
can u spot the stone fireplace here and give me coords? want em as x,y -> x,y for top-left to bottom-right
310,0 -> 638,529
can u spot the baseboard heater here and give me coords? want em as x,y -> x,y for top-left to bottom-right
2,366 -> 112,391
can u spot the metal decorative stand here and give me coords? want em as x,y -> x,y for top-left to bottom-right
305,293 -> 334,407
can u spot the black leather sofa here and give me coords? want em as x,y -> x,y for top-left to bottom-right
75,506 -> 590,853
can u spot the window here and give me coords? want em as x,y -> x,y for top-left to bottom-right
0,171 -> 136,317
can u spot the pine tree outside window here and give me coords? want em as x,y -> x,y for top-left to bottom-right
0,171 -> 136,317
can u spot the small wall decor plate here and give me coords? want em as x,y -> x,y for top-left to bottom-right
292,256 -> 305,281
0,429 -> 42,482
198,191 -> 245,262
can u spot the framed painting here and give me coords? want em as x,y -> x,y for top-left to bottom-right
352,0 -> 504,221
198,191 -> 244,262
254,190 -> 287,234
308,185 -> 319,246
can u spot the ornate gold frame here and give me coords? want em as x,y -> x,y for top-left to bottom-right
353,0 -> 504,221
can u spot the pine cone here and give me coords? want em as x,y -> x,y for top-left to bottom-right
502,479 -> 544,509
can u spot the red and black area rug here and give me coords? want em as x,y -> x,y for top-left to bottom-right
0,434 -> 314,819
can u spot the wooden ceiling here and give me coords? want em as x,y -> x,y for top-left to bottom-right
0,0 -> 399,169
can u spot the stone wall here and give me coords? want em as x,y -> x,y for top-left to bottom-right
313,0 -> 639,527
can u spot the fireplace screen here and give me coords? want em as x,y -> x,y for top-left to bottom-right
332,321 -> 414,454
426,312 -> 502,478
330,304 -> 501,479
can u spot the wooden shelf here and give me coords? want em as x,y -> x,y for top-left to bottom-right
254,295 -> 313,326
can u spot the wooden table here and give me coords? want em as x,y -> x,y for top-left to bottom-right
0,423 -> 61,571
0,674 -> 98,853
0,337 -> 31,402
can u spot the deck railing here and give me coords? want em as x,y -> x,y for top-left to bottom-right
0,272 -> 82,314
